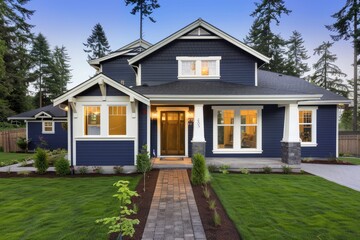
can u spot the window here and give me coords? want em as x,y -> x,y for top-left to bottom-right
84,106 -> 101,135
299,107 -> 317,146
109,106 -> 126,135
213,106 -> 262,153
42,121 -> 54,134
176,56 -> 221,79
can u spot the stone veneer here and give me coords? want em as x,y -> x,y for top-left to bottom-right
191,142 -> 206,157
281,142 -> 301,165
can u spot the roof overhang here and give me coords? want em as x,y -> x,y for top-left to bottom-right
53,74 -> 150,106
128,18 -> 270,65
298,100 -> 352,105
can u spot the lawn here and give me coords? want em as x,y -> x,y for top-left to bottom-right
339,157 -> 360,165
212,174 -> 360,240
0,152 -> 33,166
0,176 -> 141,240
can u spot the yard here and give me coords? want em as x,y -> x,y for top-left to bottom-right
0,152 -> 33,166
0,176 -> 141,240
211,174 -> 360,240
339,157 -> 360,165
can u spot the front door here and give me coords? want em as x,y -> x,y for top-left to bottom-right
161,111 -> 185,155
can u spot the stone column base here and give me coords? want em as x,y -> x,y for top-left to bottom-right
281,142 -> 301,165
191,142 -> 206,157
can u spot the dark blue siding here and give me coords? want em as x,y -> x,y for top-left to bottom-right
150,119 -> 157,157
102,56 -> 136,87
138,102 -> 148,151
76,84 -> 126,97
140,39 -> 257,86
28,122 -> 67,151
188,123 -> 193,157
302,105 -> 337,158
204,105 -> 284,157
76,140 -> 134,165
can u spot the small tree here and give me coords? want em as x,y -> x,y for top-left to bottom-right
34,148 -> 49,174
191,153 -> 207,185
96,180 -> 139,240
136,145 -> 151,192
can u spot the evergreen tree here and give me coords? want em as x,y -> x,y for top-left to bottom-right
244,0 -> 291,72
326,0 -> 360,130
29,33 -> 52,107
124,0 -> 160,40
83,23 -> 111,60
310,41 -> 348,97
44,46 -> 72,101
285,31 -> 310,77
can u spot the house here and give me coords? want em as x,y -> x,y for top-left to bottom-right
8,104 -> 68,151
50,18 -> 349,167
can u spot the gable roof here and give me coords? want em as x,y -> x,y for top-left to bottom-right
8,104 -> 67,120
128,18 -> 270,65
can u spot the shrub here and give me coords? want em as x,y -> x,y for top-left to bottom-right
282,165 -> 292,174
133,203 -> 139,214
16,137 -> 28,152
78,166 -> 88,174
113,166 -> 124,174
191,153 -> 207,185
0,161 -> 5,167
204,168 -> 212,183
203,185 -> 210,199
263,166 -> 272,174
17,170 -> 31,176
213,209 -> 222,227
55,158 -> 70,176
219,164 -> 230,174
240,168 -> 250,174
207,164 -> 218,173
34,148 -> 49,174
20,160 -> 28,167
93,166 -> 104,174
208,199 -> 216,210
136,145 -> 152,192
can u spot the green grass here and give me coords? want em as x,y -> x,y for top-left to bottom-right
212,174 -> 360,240
339,157 -> 360,165
0,152 -> 33,166
0,176 -> 141,240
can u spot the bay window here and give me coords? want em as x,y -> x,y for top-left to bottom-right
177,56 -> 221,79
299,107 -> 317,146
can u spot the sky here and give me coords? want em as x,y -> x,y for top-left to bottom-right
26,0 -> 354,89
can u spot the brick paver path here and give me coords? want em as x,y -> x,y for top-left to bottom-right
142,169 -> 206,240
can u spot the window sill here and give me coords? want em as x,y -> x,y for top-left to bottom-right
301,143 -> 318,147
75,136 -> 136,141
42,131 -> 55,134
178,76 -> 220,80
212,149 -> 263,154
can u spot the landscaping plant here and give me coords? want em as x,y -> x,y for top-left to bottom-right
213,209 -> 222,227
208,199 -> 216,210
240,168 -> 250,174
191,153 -> 207,185
55,158 -> 71,176
78,166 -> 88,174
114,166 -> 124,174
263,166 -> 272,174
34,148 -> 49,174
93,166 -> 104,174
203,185 -> 211,199
136,145 -> 152,192
96,180 -> 139,239
16,137 -> 28,152
207,164 -> 218,173
219,164 -> 230,174
282,165 -> 292,174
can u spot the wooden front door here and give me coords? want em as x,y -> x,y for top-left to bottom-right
161,111 -> 185,155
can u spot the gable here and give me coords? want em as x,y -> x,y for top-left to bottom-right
101,56 -> 136,87
76,84 -> 127,97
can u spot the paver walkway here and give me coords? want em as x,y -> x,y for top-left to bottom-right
302,163 -> 360,192
142,169 -> 206,240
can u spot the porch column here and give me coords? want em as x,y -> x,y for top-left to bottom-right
281,103 -> 301,165
191,104 -> 206,156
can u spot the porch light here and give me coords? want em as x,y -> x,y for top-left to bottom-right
151,112 -> 158,120
187,111 -> 194,124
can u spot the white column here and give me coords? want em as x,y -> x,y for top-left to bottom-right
192,104 -> 206,142
282,103 -> 300,142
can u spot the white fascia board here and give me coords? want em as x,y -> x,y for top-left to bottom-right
117,39 -> 152,51
7,117 -> 36,120
298,100 -> 352,105
34,111 -> 52,119
128,19 -> 270,65
88,49 -> 132,66
53,74 -> 150,106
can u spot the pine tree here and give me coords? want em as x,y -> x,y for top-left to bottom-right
285,31 -> 310,77
326,0 -> 360,130
29,33 -> 52,107
244,0 -> 291,72
310,41 -> 348,97
83,23 -> 111,60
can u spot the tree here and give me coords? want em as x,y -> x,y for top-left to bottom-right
44,46 -> 72,101
136,145 -> 151,192
124,0 -> 160,40
326,0 -> 360,130
310,41 -> 349,97
285,31 -> 310,77
83,23 -> 111,60
29,33 -> 52,107
244,0 -> 291,72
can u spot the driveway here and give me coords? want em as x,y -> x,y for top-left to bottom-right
302,163 -> 360,192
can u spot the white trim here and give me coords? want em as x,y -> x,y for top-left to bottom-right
25,121 -> 28,142
192,104 -> 206,142
336,106 -> 339,157
176,56 -> 221,79
299,106 -> 318,147
156,107 -> 189,157
212,106 -> 263,154
26,120 -> 67,123
42,121 -> 55,134
179,36 -> 221,40
299,100 -> 351,105
138,64 -> 142,86
128,19 -> 270,64
75,136 -> 136,141
255,62 -> 258,86
67,103 -> 71,165
134,101 -> 138,165
147,105 -> 151,153
34,111 -> 52,119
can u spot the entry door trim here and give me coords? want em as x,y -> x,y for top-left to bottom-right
156,107 -> 189,157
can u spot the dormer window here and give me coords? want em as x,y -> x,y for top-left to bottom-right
176,56 -> 221,79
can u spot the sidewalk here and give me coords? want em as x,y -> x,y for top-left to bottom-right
142,169 -> 206,240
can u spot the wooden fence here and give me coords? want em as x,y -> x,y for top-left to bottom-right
339,134 -> 360,156
0,128 -> 26,153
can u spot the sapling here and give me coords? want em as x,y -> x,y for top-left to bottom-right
136,145 -> 152,192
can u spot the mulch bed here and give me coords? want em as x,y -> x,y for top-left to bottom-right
302,160 -> 354,165
0,171 -> 140,178
187,169 -> 241,240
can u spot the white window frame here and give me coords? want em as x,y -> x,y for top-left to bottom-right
212,106 -> 263,154
107,104 -> 127,136
299,106 -> 317,147
42,121 -> 54,134
176,56 -> 221,79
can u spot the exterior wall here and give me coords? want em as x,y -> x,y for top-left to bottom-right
150,119 -> 157,157
102,56 -> 136,87
28,121 -> 67,151
76,140 -> 134,165
140,39 -> 257,86
138,102 -> 148,151
301,105 -> 337,158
